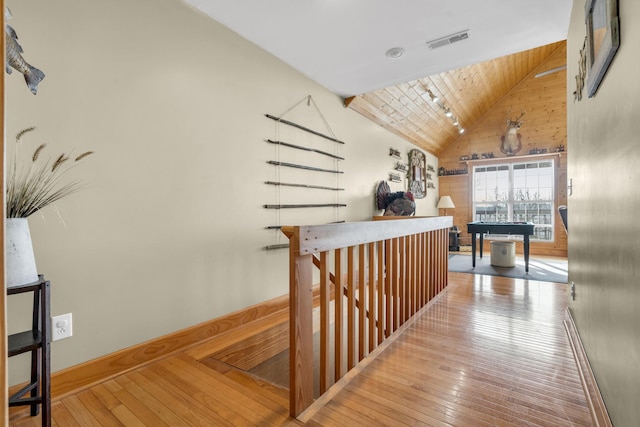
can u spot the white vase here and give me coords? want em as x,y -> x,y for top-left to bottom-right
5,218 -> 39,288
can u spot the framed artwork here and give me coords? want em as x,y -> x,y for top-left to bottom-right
408,149 -> 426,199
585,0 -> 619,97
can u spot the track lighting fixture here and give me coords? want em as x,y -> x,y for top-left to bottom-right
421,83 -> 465,135
425,88 -> 439,103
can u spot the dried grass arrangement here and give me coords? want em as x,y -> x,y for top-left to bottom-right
6,127 -> 94,218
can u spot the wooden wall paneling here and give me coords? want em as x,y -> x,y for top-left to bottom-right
437,42 -> 567,257
438,174 -> 470,243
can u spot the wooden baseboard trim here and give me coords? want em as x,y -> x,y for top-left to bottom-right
27,292 -> 292,400
564,308 -> 612,427
11,283 -> 333,402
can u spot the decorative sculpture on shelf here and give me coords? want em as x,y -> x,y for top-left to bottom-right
376,181 -> 415,216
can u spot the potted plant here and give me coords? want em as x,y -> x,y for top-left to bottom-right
5,127 -> 93,287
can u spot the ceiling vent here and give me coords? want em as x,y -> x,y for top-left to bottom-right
427,30 -> 470,50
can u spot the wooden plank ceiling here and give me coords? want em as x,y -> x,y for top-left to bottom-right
346,41 -> 565,156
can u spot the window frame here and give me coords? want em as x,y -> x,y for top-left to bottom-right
471,156 -> 556,242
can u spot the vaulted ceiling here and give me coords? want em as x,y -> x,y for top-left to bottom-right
184,1 -> 570,156
346,41 -> 566,156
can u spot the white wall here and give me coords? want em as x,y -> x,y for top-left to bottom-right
5,0 -> 438,382
567,0 -> 640,424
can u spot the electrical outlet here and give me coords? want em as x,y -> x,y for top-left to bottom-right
52,313 -> 73,341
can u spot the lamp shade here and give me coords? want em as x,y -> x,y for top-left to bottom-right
437,196 -> 455,209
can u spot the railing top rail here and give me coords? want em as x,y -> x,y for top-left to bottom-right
282,216 -> 452,254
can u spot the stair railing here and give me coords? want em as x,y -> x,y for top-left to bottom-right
282,216 -> 452,417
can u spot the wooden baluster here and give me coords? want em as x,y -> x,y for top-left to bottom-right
347,246 -> 356,370
377,240 -> 385,344
426,230 -> 430,299
414,233 -> 420,309
443,230 -> 449,291
358,244 -> 366,361
319,251 -> 330,393
368,242 -> 376,353
439,230 -> 443,291
408,234 -> 413,315
442,228 -> 449,292
435,230 -> 440,295
409,234 -> 416,315
437,228 -> 444,293
434,229 -> 440,294
407,235 -> 413,318
392,237 -> 400,332
334,248 -> 343,382
384,238 -> 392,338
399,236 -> 406,325
417,232 -> 424,308
428,231 -> 436,301
420,233 -> 428,307
288,228 -> 313,417
437,230 -> 442,293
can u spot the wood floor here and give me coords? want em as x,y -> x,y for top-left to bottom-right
10,271 -> 593,426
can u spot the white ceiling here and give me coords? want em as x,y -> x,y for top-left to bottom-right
184,0 -> 573,97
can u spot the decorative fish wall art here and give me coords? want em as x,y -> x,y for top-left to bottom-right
5,8 -> 45,95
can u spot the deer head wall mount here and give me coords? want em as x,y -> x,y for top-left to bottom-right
500,110 -> 525,156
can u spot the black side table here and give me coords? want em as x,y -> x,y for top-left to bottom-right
448,229 -> 460,251
7,275 -> 51,426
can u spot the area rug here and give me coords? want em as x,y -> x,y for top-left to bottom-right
448,253 -> 568,283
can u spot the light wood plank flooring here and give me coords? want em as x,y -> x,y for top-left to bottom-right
10,270 -> 593,426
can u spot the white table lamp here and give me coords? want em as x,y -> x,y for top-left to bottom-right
437,196 -> 455,216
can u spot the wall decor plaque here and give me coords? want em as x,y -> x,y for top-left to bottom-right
408,149 -> 426,199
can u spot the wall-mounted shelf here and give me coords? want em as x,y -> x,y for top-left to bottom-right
389,148 -> 401,159
461,151 -> 563,165
439,172 -> 468,177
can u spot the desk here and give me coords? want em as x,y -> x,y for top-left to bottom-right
467,221 -> 535,272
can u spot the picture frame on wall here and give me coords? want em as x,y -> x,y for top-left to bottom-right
585,0 -> 620,97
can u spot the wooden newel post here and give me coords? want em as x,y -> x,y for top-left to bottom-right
288,228 -> 314,417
